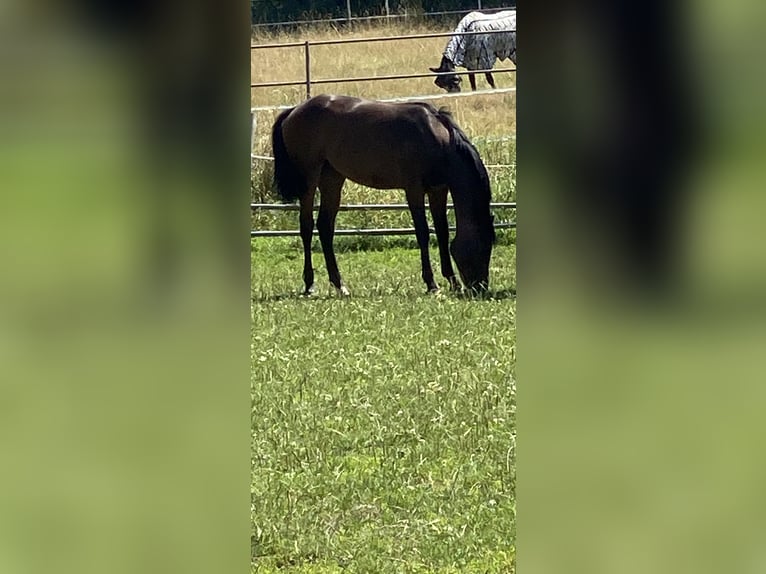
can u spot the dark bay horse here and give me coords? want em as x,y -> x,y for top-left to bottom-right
271,94 -> 495,295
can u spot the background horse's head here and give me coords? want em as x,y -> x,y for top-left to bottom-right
450,215 -> 495,291
429,57 -> 462,93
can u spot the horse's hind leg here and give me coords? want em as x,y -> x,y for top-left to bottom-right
317,166 -> 349,296
485,72 -> 496,89
406,190 -> 438,293
299,187 -> 317,295
428,187 -> 459,291
468,71 -> 477,91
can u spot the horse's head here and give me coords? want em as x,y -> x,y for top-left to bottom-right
429,57 -> 461,93
450,216 -> 495,291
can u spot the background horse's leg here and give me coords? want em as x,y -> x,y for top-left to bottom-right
299,187 -> 317,295
468,71 -> 477,91
317,166 -> 349,296
406,191 -> 439,293
485,71 -> 496,89
427,187 -> 460,291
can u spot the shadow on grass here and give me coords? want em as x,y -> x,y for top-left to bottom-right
250,231 -> 515,254
328,230 -> 516,253
252,285 -> 516,303
455,287 -> 517,301
251,291 -> 305,302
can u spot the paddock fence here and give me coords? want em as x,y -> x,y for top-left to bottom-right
250,202 -> 516,237
251,22 -> 516,238
251,27 -> 516,100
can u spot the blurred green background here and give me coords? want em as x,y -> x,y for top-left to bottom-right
0,1 -> 249,573
520,0 -> 766,572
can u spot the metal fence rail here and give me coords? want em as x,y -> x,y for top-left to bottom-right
251,5 -> 515,29
251,202 -> 515,211
251,223 -> 515,238
250,154 -> 515,169
251,202 -> 516,237
250,87 -> 516,112
251,67 -> 515,90
251,27 -> 515,49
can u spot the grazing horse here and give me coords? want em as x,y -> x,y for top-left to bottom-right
271,94 -> 495,295
430,10 -> 516,92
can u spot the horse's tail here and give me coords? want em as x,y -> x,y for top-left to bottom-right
271,106 -> 306,203
435,108 -> 496,243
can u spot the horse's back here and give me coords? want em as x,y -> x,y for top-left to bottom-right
457,11 -> 486,30
446,10 -> 516,69
462,10 -> 515,32
462,10 -> 516,68
282,95 -> 452,190
284,95 -> 448,149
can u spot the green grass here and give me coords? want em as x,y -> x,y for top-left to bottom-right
251,238 -> 516,573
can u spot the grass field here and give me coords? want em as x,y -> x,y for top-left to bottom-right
251,18 -> 516,574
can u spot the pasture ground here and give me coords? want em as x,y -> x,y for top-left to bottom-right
252,238 -> 516,573
251,18 -> 516,574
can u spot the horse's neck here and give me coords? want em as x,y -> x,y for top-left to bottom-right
439,54 -> 455,70
450,181 -> 485,232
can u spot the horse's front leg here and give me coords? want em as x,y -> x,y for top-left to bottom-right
428,188 -> 460,291
407,195 -> 438,293
485,71 -> 496,89
317,166 -> 349,296
468,71 -> 477,91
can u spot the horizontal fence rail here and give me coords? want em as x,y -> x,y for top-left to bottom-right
251,202 -> 516,237
251,223 -> 514,238
251,6 -> 515,29
250,27 -> 516,49
251,202 -> 515,211
250,87 -> 516,112
250,155 -> 515,169
250,67 -> 515,89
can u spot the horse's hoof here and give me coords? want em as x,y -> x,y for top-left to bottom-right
427,285 -> 440,294
337,285 -> 351,297
302,284 -> 316,296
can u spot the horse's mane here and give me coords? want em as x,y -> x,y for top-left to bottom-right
435,108 -> 496,243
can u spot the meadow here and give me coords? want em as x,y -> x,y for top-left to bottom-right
251,18 -> 516,573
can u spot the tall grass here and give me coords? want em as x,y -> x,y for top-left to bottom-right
251,18 -> 516,106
